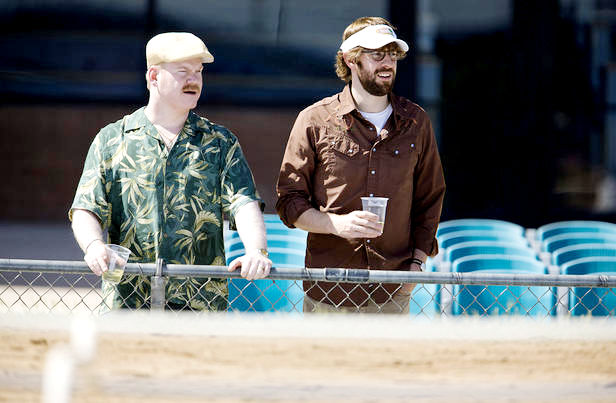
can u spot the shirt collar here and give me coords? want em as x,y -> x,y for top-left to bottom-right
337,84 -> 357,117
123,107 -> 203,138
337,83 -> 414,124
123,107 -> 151,133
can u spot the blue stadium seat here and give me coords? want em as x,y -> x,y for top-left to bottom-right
409,258 -> 439,317
542,233 -> 616,253
226,237 -> 307,255
263,213 -> 284,222
446,241 -> 537,264
561,256 -> 616,316
537,221 -> 616,242
551,244 -> 616,266
437,219 -> 525,237
225,218 -> 307,313
435,241 -> 537,315
451,254 -> 554,316
438,230 -> 528,251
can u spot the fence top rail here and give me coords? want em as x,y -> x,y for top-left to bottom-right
1,258 -> 615,287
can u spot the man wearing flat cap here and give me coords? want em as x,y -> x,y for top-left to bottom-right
70,32 -> 272,311
276,17 -> 446,313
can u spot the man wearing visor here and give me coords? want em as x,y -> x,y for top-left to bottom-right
276,17 -> 446,313
70,32 -> 272,311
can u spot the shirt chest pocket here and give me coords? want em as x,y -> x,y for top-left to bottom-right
324,132 -> 364,175
379,142 -> 419,190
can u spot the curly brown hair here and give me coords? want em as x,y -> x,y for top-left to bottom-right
334,17 -> 402,83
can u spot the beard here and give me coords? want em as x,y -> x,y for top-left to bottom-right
356,61 -> 396,96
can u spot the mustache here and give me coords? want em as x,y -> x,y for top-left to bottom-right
182,84 -> 201,92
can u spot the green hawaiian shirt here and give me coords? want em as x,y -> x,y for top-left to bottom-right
69,107 -> 261,311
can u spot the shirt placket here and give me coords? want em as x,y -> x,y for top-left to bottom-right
159,138 -> 174,255
364,128 -> 386,272
363,121 -> 396,263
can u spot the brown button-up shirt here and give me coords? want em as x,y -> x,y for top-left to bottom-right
276,84 -> 446,307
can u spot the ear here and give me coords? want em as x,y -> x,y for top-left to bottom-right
147,66 -> 159,87
342,53 -> 355,68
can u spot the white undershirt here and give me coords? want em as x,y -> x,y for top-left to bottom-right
359,104 -> 393,135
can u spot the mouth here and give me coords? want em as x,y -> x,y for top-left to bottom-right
182,87 -> 200,95
376,71 -> 393,80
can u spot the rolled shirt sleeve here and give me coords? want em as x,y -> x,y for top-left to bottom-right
411,116 -> 446,257
69,127 -> 112,227
220,132 -> 263,229
276,109 -> 317,228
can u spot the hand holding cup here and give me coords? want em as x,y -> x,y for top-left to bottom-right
360,197 -> 388,226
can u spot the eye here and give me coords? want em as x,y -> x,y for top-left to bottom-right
371,51 -> 386,61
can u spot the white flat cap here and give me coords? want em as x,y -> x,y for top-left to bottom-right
146,32 -> 214,67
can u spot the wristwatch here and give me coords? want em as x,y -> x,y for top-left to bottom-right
411,258 -> 426,270
256,248 -> 269,257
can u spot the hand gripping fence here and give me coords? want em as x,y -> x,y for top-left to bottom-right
1,258 -> 615,316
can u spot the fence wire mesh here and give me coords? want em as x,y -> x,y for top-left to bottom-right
0,259 -> 615,317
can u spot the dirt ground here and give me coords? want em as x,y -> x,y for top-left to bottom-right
1,314 -> 615,403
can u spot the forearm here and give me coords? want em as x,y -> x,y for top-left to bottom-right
293,208 -> 335,234
234,201 -> 267,251
71,209 -> 105,253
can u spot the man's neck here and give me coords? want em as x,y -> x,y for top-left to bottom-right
350,81 -> 390,113
144,101 -> 189,135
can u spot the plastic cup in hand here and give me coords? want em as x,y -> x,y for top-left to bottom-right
360,197 -> 389,225
102,244 -> 131,284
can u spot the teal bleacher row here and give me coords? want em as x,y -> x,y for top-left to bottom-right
434,219 -> 616,316
224,216 -> 616,316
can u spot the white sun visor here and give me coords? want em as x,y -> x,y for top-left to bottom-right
339,24 -> 409,53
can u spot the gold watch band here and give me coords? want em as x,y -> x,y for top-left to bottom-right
256,248 -> 269,257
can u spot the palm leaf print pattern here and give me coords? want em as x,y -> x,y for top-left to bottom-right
70,108 -> 262,311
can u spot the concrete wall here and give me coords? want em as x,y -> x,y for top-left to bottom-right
0,104 -> 301,221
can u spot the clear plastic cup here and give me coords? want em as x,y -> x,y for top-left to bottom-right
102,244 -> 131,284
360,197 -> 389,225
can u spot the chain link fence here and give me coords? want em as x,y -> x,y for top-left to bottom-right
1,258 -> 615,317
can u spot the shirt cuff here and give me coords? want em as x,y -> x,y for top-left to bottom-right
277,197 -> 313,228
413,232 -> 439,257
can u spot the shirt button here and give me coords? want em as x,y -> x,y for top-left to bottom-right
369,127 -> 374,131
371,170 -> 376,175
394,150 -> 399,155
411,143 -> 415,148
366,239 -> 371,243
372,147 -> 376,152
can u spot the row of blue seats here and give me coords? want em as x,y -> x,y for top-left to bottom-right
224,216 -> 616,316
430,219 -> 616,316
435,219 -> 616,267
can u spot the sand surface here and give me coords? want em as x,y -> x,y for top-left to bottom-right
1,313 -> 615,402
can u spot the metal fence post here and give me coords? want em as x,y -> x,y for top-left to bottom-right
437,261 -> 453,316
151,258 -> 166,310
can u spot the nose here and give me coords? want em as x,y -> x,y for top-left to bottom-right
187,71 -> 201,83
